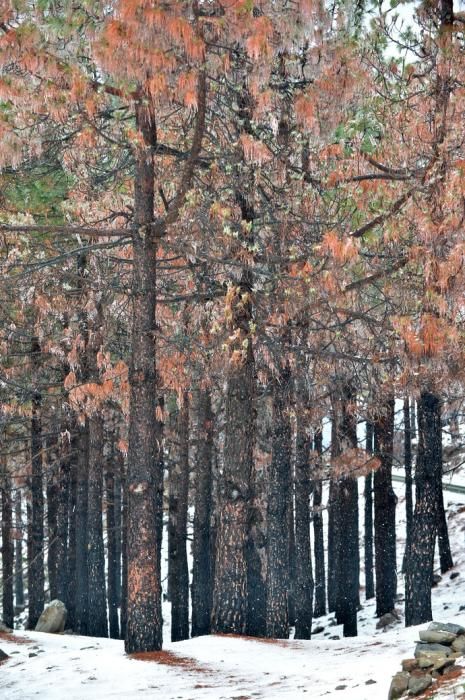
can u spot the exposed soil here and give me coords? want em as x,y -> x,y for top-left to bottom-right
130,649 -> 214,675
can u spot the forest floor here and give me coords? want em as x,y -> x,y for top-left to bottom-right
1,481 -> 465,699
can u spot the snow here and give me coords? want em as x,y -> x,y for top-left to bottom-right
2,482 -> 465,698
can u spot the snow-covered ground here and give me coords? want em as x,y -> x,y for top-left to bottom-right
2,481 -> 465,698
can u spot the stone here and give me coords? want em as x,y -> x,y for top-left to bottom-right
451,635 -> 465,654
312,625 -> 325,635
329,635 -> 340,640
28,652 -> 38,658
35,600 -> 67,634
335,685 -> 347,690
432,574 -> 442,586
450,572 -> 460,580
428,621 -> 465,636
388,672 -> 409,700
376,612 -> 399,629
0,649 -> 8,662
408,673 -> 432,695
365,679 -> 377,685
0,621 -> 12,633
401,659 -> 418,672
419,629 -> 457,645
415,642 -> 451,658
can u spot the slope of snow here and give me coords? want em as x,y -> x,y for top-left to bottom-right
2,482 -> 465,698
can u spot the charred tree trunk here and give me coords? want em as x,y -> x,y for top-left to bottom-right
87,413 -> 108,638
313,428 -> 326,619
120,457 -> 128,640
14,488 -> 24,610
114,451 -> 123,609
333,386 -> 359,638
75,420 -> 89,635
405,391 -> 441,626
54,430 -> 70,606
294,406 -> 313,639
266,369 -> 292,639
125,102 -> 162,653
27,335 -> 44,630
364,421 -> 375,600
46,435 -> 59,601
106,448 -> 120,640
402,398 -> 413,574
327,475 -> 337,615
434,396 -> 453,573
374,397 -> 397,617
168,392 -> 190,642
66,432 -> 78,630
211,281 -> 255,634
1,470 -> 14,628
191,388 -> 213,638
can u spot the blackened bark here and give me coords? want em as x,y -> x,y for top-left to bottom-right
54,430 -> 70,605
312,428 -> 326,619
212,284 -> 255,634
288,472 -> 296,628
46,435 -> 59,600
364,422 -> 375,600
14,488 -> 24,609
120,458 -> 128,640
106,453 -> 119,639
168,392 -> 190,642
75,421 -> 89,634
266,370 -> 292,639
87,413 -> 108,638
402,398 -> 413,574
405,391 -> 440,626
334,387 -> 359,638
66,433 -> 78,630
294,409 -> 313,639
27,335 -> 44,630
125,102 -> 161,653
2,472 -> 14,628
374,397 -> 397,617
114,451 -> 123,608
191,388 -> 213,638
327,475 -> 337,614
434,396 -> 453,573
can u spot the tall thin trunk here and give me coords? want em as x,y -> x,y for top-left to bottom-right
288,468 -> 296,628
87,413 -> 108,638
402,398 -> 413,574
434,395 -> 453,573
114,451 -> 123,608
14,488 -> 24,610
191,388 -> 213,638
294,406 -> 313,639
312,428 -> 326,619
266,369 -> 292,639
120,457 -> 128,640
374,397 -> 397,617
75,420 -> 90,634
106,449 -> 119,639
364,421 -> 375,600
2,469 -> 14,628
46,435 -> 59,601
405,391 -> 440,626
211,284 -> 255,634
125,101 -> 162,653
168,392 -> 190,642
27,335 -> 44,630
333,386 -> 359,638
66,432 -> 78,630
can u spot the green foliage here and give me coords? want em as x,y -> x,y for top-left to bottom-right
2,165 -> 71,224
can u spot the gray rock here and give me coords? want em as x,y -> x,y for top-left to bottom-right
0,621 -> 12,633
402,658 -> 418,672
452,634 -> 465,654
0,649 -> 8,662
450,572 -> 460,580
432,574 -> 442,586
35,600 -> 67,634
408,673 -> 432,696
312,625 -> 325,634
419,629 -> 457,645
388,672 -> 409,700
428,621 -> 465,636
415,642 -> 451,658
376,612 -> 399,629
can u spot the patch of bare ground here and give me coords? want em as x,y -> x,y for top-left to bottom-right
0,632 -> 33,645
419,664 -> 465,699
129,650 -> 215,675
